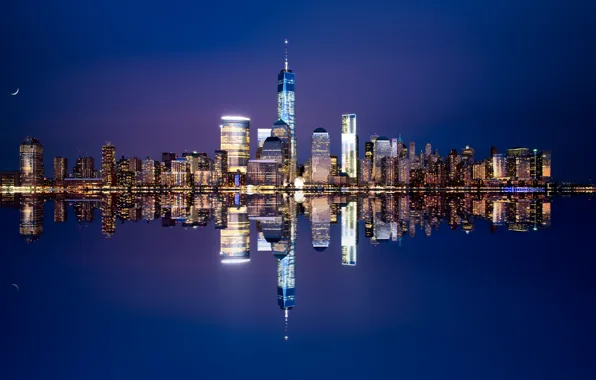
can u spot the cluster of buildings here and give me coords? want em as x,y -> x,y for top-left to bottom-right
3,191 -> 551,340
1,41 -> 553,191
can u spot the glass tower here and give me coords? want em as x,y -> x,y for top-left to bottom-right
220,116 -> 250,174
341,114 -> 358,180
311,128 -> 331,184
277,40 -> 296,180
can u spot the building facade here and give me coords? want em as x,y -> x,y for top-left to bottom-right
220,116 -> 250,174
101,143 -> 116,186
53,156 -> 67,186
20,137 -> 44,186
310,128 -> 331,184
341,114 -> 358,181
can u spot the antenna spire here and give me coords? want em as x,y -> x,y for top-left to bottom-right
284,39 -> 289,71
284,309 -> 289,341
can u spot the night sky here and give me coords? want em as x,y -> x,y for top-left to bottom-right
1,0 -> 595,182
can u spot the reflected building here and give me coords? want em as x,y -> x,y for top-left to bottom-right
101,195 -> 117,237
20,196 -> 44,242
220,203 -> 250,263
341,201 -> 358,266
54,197 -> 67,223
311,197 -> 331,250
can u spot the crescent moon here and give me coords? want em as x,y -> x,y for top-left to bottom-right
10,88 -> 19,96
12,284 -> 19,291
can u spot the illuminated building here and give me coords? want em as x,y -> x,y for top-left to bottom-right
182,152 -> 203,177
271,120 -> 292,184
461,146 -> 475,164
117,157 -> 134,187
74,156 -> 95,178
473,161 -> 486,180
363,141 -> 374,183
194,170 -> 212,186
373,137 -> 391,183
128,157 -> 142,183
220,116 -> 250,174
310,128 -> 331,184
142,158 -> 158,185
447,149 -> 461,184
541,150 -> 552,179
409,142 -> 416,161
493,154 -> 506,179
277,39 -> 296,180
247,160 -> 281,186
20,137 -> 44,186
101,143 -> 116,186
330,156 -> 339,176
391,138 -> 398,158
53,156 -> 67,186
530,149 -> 551,180
398,158 -> 410,184
361,158 -> 372,183
310,197 -> 331,250
0,171 -> 20,187
341,201 -> 358,266
256,128 -> 271,159
214,150 -> 228,186
20,196 -> 44,242
220,204 -> 250,263
171,158 -> 188,187
261,137 -> 284,164
507,148 -> 531,180
425,142 -> 432,157
341,114 -> 358,181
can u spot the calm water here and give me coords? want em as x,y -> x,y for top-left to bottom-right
1,193 -> 595,379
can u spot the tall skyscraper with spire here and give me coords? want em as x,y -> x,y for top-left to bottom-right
277,39 -> 296,180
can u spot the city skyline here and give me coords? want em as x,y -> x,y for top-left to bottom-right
3,1 -> 594,183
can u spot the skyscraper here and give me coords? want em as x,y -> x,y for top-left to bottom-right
220,116 -> 250,174
373,137 -> 391,183
214,150 -> 228,186
53,156 -> 67,186
409,142 -> 416,161
341,114 -> 358,181
461,146 -> 475,164
310,128 -> 331,184
277,39 -> 296,179
101,143 -> 116,186
142,158 -> 157,185
74,156 -> 95,178
20,137 -> 44,187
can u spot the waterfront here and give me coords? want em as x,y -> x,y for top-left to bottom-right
1,194 -> 595,379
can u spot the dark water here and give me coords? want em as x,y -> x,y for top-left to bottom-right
1,193 -> 595,379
